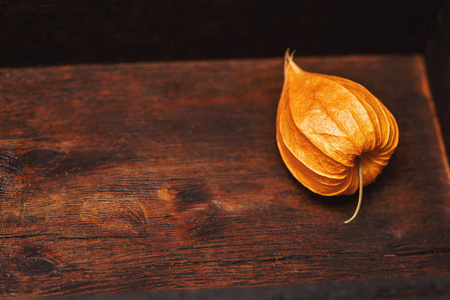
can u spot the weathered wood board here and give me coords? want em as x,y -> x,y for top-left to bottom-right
0,54 -> 449,297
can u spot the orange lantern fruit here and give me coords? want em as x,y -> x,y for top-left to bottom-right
276,51 -> 399,223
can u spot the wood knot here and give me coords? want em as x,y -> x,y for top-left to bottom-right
159,181 -> 226,241
17,246 -> 58,276
20,149 -> 66,168
182,201 -> 223,239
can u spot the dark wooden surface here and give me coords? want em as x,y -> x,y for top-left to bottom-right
0,54 -> 449,298
0,0 -> 443,67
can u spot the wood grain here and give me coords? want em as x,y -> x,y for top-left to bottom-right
0,54 -> 449,297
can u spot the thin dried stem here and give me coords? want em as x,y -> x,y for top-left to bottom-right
345,159 -> 363,224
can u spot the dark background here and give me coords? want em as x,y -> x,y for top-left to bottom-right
0,0 -> 444,67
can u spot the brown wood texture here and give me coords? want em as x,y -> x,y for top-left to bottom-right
0,54 -> 449,297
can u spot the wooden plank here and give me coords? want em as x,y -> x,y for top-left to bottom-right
0,54 -> 449,297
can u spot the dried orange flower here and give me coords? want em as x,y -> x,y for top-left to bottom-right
276,51 -> 399,223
